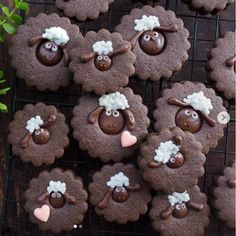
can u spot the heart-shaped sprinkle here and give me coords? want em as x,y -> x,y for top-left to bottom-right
121,131 -> 137,148
34,204 -> 50,222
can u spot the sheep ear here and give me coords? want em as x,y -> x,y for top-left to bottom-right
20,133 -> 33,148
156,24 -> 178,33
227,179 -> 236,188
199,112 -> 216,127
88,106 -> 104,124
148,161 -> 162,168
129,31 -> 144,49
122,109 -> 135,131
173,135 -> 183,146
225,55 -> 236,67
160,206 -> 174,220
126,184 -> 141,191
80,52 -> 97,63
61,47 -> 70,66
167,97 -> 188,107
109,44 -> 129,58
187,201 -> 204,211
28,36 -> 43,47
97,188 -> 113,209
37,192 -> 50,204
64,192 -> 76,204
41,115 -> 56,128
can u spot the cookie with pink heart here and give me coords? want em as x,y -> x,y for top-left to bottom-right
24,168 -> 88,233
71,87 -> 150,162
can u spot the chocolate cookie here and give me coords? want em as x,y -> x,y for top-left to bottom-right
153,81 -> 227,154
55,0 -> 113,21
69,29 -> 136,95
210,161 -> 235,228
207,31 -> 236,101
115,5 -> 190,81
150,186 -> 210,236
182,0 -> 235,15
139,127 -> 206,193
25,168 -> 88,233
8,103 -> 69,166
88,163 -> 151,224
9,13 -> 82,91
71,87 -> 150,162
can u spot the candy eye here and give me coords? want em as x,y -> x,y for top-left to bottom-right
176,204 -> 181,210
143,35 -> 150,41
45,42 -> 51,49
153,32 -> 158,37
52,45 -> 58,52
105,110 -> 112,116
116,188 -> 120,192
170,157 -> 176,163
112,111 -> 120,117
184,110 -> 191,116
104,56 -> 109,61
57,193 -> 61,197
181,204 -> 186,209
35,130 -> 40,135
97,55 -> 103,60
121,188 -> 125,192
192,112 -> 198,119
51,192 -> 56,198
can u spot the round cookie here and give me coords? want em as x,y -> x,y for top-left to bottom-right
150,186 -> 210,236
88,163 -> 151,224
8,103 -> 69,166
25,168 -> 88,233
71,87 -> 150,162
182,0 -> 235,15
153,81 -> 227,154
115,5 -> 190,81
69,29 -> 136,95
9,13 -> 82,91
55,0 -> 113,21
207,31 -> 236,101
210,161 -> 235,228
139,127 -> 206,193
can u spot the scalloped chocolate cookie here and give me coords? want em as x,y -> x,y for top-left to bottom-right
115,5 -> 190,81
69,29 -> 136,95
210,161 -> 235,228
207,31 -> 236,100
71,87 -> 150,162
88,163 -> 151,224
139,127 -> 206,193
153,81 -> 227,154
55,0 -> 113,21
9,13 -> 82,91
182,0 -> 235,15
25,168 -> 88,233
8,103 -> 69,166
150,186 -> 210,236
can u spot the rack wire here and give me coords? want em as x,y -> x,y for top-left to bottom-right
0,0 -> 235,235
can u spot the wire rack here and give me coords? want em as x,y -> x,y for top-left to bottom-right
0,0 -> 235,235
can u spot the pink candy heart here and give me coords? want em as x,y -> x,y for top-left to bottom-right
34,204 -> 50,222
121,131 -> 137,148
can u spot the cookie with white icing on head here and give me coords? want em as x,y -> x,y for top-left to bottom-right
153,81 -> 227,154
88,163 -> 151,224
71,87 -> 150,162
8,103 -> 69,166
115,5 -> 190,81
139,127 -> 206,193
25,168 -> 88,233
69,29 -> 135,95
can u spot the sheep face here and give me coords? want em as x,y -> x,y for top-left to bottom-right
94,55 -> 112,71
37,41 -> 62,66
139,30 -> 165,55
175,107 -> 202,133
112,187 -> 129,203
166,152 -> 184,169
98,109 -> 125,135
32,128 -> 50,145
49,191 -> 65,209
172,202 -> 189,218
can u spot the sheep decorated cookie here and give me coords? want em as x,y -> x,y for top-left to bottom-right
69,29 -> 136,95
139,127 -> 206,193
8,103 -> 69,166
25,168 -> 88,233
71,87 -> 150,162
115,5 -> 190,81
153,81 -> 227,154
150,186 -> 210,236
9,13 -> 82,90
89,163 -> 151,224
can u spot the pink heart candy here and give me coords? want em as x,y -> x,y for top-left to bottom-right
34,204 -> 50,222
121,131 -> 137,148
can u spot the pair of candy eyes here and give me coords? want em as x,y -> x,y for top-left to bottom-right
51,192 -> 62,198
45,42 -> 58,52
97,55 -> 110,61
175,203 -> 186,210
34,128 -> 44,135
105,110 -> 120,117
184,110 -> 199,119
115,187 -> 126,192
143,32 -> 159,42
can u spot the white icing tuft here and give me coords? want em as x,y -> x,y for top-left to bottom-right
168,191 -> 190,206
42,27 -> 69,46
26,116 -> 43,133
47,180 -> 66,194
106,172 -> 130,188
134,15 -> 160,32
92,41 -> 113,55
183,91 -> 213,115
99,92 -> 129,111
154,141 -> 180,164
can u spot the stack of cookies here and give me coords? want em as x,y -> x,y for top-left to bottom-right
7,0 -> 235,234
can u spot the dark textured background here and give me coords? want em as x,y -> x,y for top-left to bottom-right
0,0 -> 235,235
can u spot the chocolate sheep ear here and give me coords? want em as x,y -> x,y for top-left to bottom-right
167,97 -> 188,107
28,36 -> 43,47
160,206 -> 174,220
130,31 -> 144,49
225,55 -> 236,67
174,135 -> 183,146
148,161 -> 163,168
109,44 -> 129,58
187,201 -> 204,211
60,44 -> 70,66
122,109 -> 135,131
97,188 -> 113,209
21,133 -> 33,148
126,184 -> 141,191
156,24 -> 178,33
80,52 -> 97,63
37,192 -> 50,204
88,106 -> 104,124
40,115 -> 57,128
227,179 -> 236,188
199,112 -> 216,127
64,192 -> 76,204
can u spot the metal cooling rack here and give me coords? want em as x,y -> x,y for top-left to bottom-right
0,0 -> 235,235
